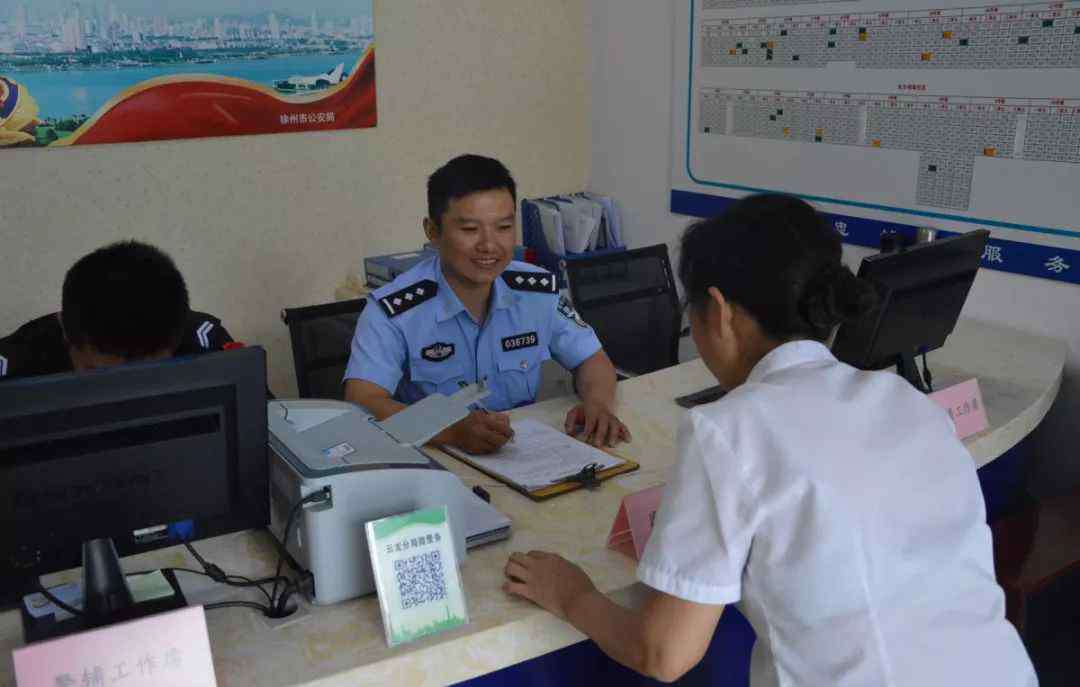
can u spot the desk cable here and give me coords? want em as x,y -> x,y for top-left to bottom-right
31,488 -> 331,621
161,486 -> 329,618
267,486 -> 331,617
31,560 -> 289,619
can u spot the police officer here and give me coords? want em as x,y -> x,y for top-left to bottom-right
344,155 -> 630,455
0,240 -> 233,380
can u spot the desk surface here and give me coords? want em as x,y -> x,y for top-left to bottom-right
927,318 -> 1065,468
0,318 -> 1065,687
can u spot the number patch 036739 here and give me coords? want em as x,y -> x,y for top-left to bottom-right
501,332 -> 539,352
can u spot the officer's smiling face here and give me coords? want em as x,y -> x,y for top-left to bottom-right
426,188 -> 516,291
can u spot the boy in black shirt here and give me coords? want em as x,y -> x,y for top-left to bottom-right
0,240 -> 232,380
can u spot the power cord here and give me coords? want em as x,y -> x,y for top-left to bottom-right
165,564 -> 278,606
177,486 -> 329,619
34,582 -> 85,617
35,573 -> 281,619
168,485 -> 329,619
271,570 -> 314,620
33,568 -> 282,620
269,486 -> 332,617
204,600 -> 278,614
31,488 -> 332,622
178,543 -> 287,603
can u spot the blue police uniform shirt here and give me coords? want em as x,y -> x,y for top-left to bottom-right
345,256 -> 601,411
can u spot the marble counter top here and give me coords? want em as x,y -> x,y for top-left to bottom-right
0,319 -> 1065,686
928,318 -> 1066,468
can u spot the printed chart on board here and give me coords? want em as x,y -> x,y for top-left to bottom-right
671,0 -> 1080,284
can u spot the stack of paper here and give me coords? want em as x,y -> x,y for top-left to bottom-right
444,419 -> 626,492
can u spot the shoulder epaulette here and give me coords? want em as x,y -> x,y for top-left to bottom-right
501,270 -> 557,294
192,317 -> 219,350
378,279 -> 438,317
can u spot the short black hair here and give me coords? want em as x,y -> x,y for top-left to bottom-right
427,154 -> 517,224
678,194 -> 878,342
61,240 -> 190,358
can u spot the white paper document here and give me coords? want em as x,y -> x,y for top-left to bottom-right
273,403 -> 351,433
445,419 -> 625,491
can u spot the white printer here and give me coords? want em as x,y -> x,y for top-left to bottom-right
267,386 -> 510,605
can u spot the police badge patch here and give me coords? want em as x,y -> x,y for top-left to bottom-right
421,342 -> 455,362
557,297 -> 590,328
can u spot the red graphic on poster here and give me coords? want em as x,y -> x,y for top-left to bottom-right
58,48 -> 376,147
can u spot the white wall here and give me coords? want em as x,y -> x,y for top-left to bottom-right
588,0 -> 1079,494
0,0 -> 591,397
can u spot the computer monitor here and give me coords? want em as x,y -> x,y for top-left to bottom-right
832,230 -> 989,392
0,347 -> 269,631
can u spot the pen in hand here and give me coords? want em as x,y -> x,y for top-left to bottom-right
472,404 -> 515,444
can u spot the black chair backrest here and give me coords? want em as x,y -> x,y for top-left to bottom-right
281,298 -> 367,399
565,245 -> 681,376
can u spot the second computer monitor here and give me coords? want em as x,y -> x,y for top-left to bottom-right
832,230 -> 989,391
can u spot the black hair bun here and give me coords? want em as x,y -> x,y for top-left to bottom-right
799,263 -> 879,338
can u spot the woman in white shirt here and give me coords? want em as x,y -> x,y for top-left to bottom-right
503,194 -> 1037,685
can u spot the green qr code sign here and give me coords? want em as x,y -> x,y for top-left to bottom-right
366,506 -> 469,647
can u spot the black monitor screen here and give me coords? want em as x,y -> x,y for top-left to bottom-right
832,230 -> 989,384
0,347 -> 268,601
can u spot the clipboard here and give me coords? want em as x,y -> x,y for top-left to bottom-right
451,453 -> 639,501
441,419 -> 639,501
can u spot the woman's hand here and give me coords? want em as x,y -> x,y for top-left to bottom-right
503,550 -> 597,621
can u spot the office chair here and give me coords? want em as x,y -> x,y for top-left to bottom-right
564,244 -> 682,377
281,298 -> 366,399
